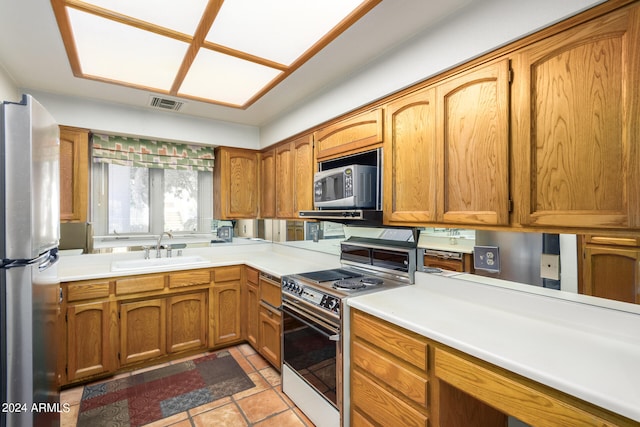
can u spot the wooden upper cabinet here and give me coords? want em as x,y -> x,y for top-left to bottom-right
383,87 -> 438,225
512,4 -> 640,229
59,126 -> 89,222
213,147 -> 259,219
292,135 -> 314,213
274,134 -> 314,219
435,59 -> 511,226
276,143 -> 294,218
314,108 -> 383,161
260,148 -> 276,218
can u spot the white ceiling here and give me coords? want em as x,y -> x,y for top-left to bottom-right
0,0 -> 474,127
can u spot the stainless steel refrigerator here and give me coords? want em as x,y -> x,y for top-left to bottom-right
1,95 -> 60,427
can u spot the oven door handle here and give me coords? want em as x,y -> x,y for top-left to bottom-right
282,302 -> 340,338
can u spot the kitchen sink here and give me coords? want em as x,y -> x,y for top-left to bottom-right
111,255 -> 210,272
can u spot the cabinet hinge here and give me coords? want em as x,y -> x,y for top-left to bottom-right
117,352 -> 120,360
65,365 -> 68,375
65,313 -> 67,323
508,199 -> 514,212
508,68 -> 514,83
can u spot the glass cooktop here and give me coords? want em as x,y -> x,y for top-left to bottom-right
298,268 -> 363,283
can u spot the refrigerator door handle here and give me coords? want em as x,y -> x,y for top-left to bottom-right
39,248 -> 59,271
0,249 -> 58,270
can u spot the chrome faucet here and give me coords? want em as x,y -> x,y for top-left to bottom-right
156,231 -> 173,258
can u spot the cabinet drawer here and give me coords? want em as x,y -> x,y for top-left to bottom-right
213,265 -> 241,282
116,275 -> 165,295
246,267 -> 259,284
352,310 -> 428,371
259,275 -> 281,308
169,269 -> 211,289
352,369 -> 428,427
66,280 -> 110,302
352,340 -> 428,407
423,255 -> 464,272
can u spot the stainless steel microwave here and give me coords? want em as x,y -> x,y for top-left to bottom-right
313,164 -> 376,209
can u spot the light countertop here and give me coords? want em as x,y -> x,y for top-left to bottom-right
347,272 -> 640,422
58,240 -> 342,281
59,242 -> 640,422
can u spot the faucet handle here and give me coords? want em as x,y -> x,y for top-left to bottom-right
166,244 -> 172,258
142,246 -> 150,259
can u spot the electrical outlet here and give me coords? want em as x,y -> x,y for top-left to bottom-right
473,246 -> 500,272
540,254 -> 560,280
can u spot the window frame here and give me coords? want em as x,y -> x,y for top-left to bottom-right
91,162 -> 212,236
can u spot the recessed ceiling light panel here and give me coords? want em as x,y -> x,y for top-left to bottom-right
68,8 -> 189,90
52,0 -> 381,108
179,49 -> 282,106
205,0 -> 366,65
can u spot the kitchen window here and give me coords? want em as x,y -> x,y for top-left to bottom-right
90,134 -> 214,236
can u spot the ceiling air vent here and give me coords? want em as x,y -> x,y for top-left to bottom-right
148,96 -> 185,112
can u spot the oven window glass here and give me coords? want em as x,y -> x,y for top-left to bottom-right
371,249 -> 409,272
283,308 -> 337,407
340,244 -> 371,265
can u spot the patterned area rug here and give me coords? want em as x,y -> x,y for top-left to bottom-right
77,350 -> 254,427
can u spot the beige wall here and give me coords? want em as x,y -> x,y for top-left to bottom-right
0,63 -> 19,103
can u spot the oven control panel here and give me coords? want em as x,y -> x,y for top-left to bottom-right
282,277 -> 341,314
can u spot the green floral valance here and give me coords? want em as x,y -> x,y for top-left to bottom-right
92,134 -> 215,171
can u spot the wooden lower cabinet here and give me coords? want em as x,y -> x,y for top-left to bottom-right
211,266 -> 243,346
350,309 -> 429,427
211,282 -> 242,346
65,300 -> 116,382
258,302 -> 281,368
119,298 -> 167,366
244,267 -> 260,348
60,265 -> 283,386
351,308 -> 635,427
167,292 -> 207,353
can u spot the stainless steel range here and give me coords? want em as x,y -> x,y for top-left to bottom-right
281,237 -> 416,427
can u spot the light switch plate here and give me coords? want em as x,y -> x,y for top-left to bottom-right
540,254 -> 560,280
473,246 -> 500,272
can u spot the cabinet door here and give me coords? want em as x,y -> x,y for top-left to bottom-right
582,245 -> 640,304
436,59 -> 510,226
212,281 -> 242,346
276,143 -> 294,218
258,303 -> 281,368
167,292 -> 207,353
59,126 -> 89,222
245,281 -> 259,348
383,87 -> 437,225
314,108 -> 383,161
260,148 -> 276,218
120,299 -> 166,365
512,7 -> 640,229
213,147 -> 259,219
293,134 -> 314,214
66,300 -> 115,382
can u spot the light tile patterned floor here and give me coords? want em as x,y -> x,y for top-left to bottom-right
60,344 -> 315,427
